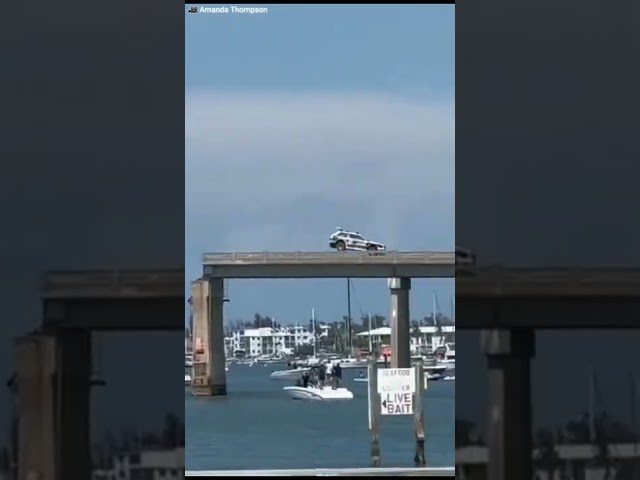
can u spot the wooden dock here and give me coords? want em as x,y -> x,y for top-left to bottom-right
186,466 -> 454,476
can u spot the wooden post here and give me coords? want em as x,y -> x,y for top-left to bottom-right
367,360 -> 381,467
413,361 -> 426,466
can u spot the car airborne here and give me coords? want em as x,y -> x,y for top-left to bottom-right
328,228 -> 386,253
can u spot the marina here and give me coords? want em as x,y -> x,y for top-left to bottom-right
185,361 -> 454,470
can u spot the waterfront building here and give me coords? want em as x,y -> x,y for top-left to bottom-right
225,325 -> 330,357
92,447 -> 184,480
456,443 -> 640,479
355,325 -> 455,354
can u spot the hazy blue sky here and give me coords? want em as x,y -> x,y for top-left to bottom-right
185,4 -> 456,326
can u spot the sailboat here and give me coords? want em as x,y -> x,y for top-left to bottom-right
271,308 -> 318,379
337,281 -> 367,369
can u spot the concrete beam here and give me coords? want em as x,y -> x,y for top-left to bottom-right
204,264 -> 453,279
481,329 -> 534,480
202,251 -> 455,279
42,298 -> 184,330
389,277 -> 411,368
191,279 -> 227,396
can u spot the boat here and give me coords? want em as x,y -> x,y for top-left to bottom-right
423,363 -> 453,381
185,373 -> 191,385
270,367 -> 311,380
272,307 -> 318,380
442,369 -> 455,381
335,357 -> 368,369
353,377 -> 368,383
283,385 -> 354,400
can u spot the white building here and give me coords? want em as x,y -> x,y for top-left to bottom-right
456,443 -> 640,479
92,448 -> 184,480
356,325 -> 455,353
226,325 -> 330,357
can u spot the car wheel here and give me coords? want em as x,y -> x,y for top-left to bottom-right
336,240 -> 346,251
367,245 -> 378,252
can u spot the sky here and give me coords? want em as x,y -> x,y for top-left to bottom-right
185,4 -> 456,326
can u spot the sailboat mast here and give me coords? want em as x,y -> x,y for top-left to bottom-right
346,279 -> 352,352
311,308 -> 316,357
433,291 -> 437,323
433,291 -> 441,345
450,295 -> 454,323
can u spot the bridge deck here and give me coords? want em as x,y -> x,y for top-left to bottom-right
457,268 -> 640,297
42,270 -> 184,299
202,251 -> 455,265
186,466 -> 454,476
202,251 -> 456,279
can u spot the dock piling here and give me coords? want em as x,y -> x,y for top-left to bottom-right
413,361 -> 426,466
367,360 -> 381,467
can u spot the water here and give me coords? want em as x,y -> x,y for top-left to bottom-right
186,363 -> 455,470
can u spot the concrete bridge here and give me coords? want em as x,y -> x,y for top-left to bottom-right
456,266 -> 640,480
192,255 -> 640,480
191,250 -> 456,396
16,269 -> 183,480
17,259 -> 640,480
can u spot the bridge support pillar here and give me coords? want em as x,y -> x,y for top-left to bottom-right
15,329 -> 91,480
15,334 -> 56,480
192,278 -> 227,396
481,328 -> 535,480
56,329 -> 91,480
389,277 -> 411,368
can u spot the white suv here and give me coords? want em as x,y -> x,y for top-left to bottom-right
329,228 -> 386,252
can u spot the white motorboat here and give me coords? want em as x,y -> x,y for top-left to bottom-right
185,373 -> 191,385
335,358 -> 368,369
283,386 -> 354,400
270,367 -> 311,380
353,377 -> 368,383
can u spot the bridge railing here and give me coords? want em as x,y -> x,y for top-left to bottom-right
42,270 -> 184,297
202,251 -> 456,265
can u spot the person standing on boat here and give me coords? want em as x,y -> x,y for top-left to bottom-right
325,361 -> 333,384
333,362 -> 343,388
318,363 -> 326,388
302,371 -> 310,388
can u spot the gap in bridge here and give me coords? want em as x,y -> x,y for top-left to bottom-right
456,330 -> 640,446
90,332 -> 185,454
221,278 -> 454,329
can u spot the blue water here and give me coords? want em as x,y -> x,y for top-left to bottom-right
186,363 -> 454,470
